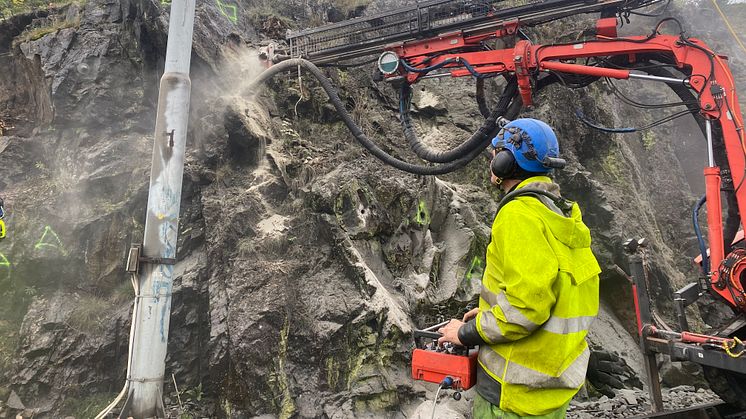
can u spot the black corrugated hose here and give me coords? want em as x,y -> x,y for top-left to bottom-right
399,76 -> 519,163
245,58 -> 520,175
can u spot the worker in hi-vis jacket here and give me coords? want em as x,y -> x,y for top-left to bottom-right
438,118 -> 601,418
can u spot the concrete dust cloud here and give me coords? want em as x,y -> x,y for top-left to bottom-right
217,45 -> 269,95
188,44 -> 274,165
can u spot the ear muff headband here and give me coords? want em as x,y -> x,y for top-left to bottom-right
491,149 -> 517,179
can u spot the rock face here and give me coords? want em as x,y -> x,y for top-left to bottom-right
0,0 -> 735,417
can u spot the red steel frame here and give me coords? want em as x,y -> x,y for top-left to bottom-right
388,22 -> 746,310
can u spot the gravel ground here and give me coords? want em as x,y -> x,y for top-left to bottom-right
568,385 -> 723,418
411,384 -> 726,418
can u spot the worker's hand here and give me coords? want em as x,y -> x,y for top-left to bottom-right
462,307 -> 480,322
586,350 -> 642,398
437,319 -> 464,346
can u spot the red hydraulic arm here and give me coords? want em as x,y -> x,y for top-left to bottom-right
388,24 -> 746,310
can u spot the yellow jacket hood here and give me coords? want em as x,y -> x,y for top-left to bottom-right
511,176 -> 592,250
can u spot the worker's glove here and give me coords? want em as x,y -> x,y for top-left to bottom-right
586,350 -> 641,398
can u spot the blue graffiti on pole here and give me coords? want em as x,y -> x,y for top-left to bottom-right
148,180 -> 180,342
152,267 -> 173,342
160,221 -> 177,258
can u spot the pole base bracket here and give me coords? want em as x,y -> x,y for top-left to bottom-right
125,244 -> 177,274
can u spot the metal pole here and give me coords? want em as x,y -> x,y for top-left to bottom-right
706,119 -> 714,167
628,246 -> 664,413
124,0 -> 195,416
628,73 -> 688,85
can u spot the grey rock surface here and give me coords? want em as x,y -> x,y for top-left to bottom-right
0,0 -> 737,416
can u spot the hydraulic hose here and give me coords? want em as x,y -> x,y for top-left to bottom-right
639,63 -> 706,135
400,77 -> 519,163
476,78 -> 490,119
641,62 -> 739,252
693,194 -> 710,274
592,56 -> 737,263
246,58 -> 517,175
399,71 -> 562,164
477,73 -> 559,120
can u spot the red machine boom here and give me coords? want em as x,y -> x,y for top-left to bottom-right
385,19 -> 746,312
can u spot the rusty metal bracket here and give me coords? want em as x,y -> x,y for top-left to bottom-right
625,237 -> 664,413
125,244 -> 177,274
141,256 -> 177,265
166,129 -> 175,147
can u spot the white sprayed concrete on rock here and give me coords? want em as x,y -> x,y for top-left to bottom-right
417,90 -> 441,110
256,214 -> 290,236
344,236 -> 412,333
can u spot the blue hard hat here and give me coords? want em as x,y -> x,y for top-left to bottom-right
491,118 -> 560,173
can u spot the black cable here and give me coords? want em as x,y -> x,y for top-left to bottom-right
575,109 -> 636,133
603,78 -> 696,109
641,65 -> 708,136
400,77 -> 520,163
461,58 -> 499,79
400,58 -> 457,74
317,57 -> 379,68
576,108 -> 693,133
594,57 -> 681,71
653,17 -> 685,36
246,58 -> 510,175
626,0 -> 671,17
517,28 -> 534,44
546,70 -> 597,89
401,56 -> 498,79
693,195 -> 710,275
723,97 -> 746,194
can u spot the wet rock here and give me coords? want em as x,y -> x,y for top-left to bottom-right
660,361 -> 708,389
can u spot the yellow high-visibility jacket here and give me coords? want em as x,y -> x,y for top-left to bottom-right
459,176 -> 600,416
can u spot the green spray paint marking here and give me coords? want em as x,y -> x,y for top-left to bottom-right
465,256 -> 482,280
414,199 -> 430,226
216,0 -> 238,24
35,226 -> 68,256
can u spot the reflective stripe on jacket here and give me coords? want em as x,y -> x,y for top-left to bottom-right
470,176 -> 600,416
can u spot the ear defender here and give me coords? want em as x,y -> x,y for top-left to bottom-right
490,149 -> 518,179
